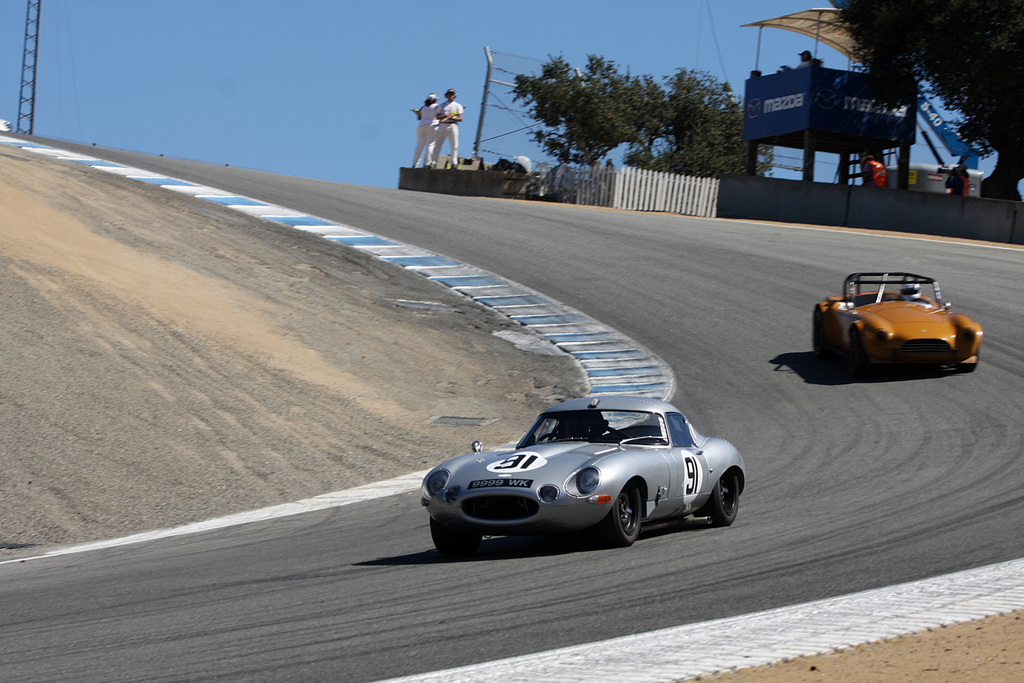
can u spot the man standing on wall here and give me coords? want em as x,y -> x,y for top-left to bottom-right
412,93 -> 440,168
432,89 -> 464,169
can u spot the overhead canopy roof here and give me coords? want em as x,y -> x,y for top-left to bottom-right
742,8 -> 857,60
749,130 -> 906,156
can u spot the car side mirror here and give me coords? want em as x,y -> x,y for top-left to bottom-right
471,440 -> 483,453
944,302 -> 952,310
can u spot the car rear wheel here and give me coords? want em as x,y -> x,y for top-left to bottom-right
700,470 -> 740,527
430,518 -> 482,557
848,328 -> 870,378
594,483 -> 642,548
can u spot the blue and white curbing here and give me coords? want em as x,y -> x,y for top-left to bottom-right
0,135 -> 673,400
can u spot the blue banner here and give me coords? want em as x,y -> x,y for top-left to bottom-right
744,67 -> 915,144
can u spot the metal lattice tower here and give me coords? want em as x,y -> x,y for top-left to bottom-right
17,0 -> 42,135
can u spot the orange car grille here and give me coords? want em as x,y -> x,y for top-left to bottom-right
900,339 -> 952,354
462,495 -> 539,520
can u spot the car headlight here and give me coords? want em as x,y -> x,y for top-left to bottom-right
424,470 -> 450,497
538,485 -> 559,503
960,327 -> 976,341
874,328 -> 890,343
576,467 -> 601,495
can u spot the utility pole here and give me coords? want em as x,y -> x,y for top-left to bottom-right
473,47 -> 494,161
17,0 -> 42,135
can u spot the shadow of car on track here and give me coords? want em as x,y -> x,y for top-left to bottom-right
771,351 -> 973,385
356,519 -> 715,565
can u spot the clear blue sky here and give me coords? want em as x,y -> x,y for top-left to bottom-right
0,0 -> 1002,190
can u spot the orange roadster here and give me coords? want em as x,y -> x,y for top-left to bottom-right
813,273 -> 982,377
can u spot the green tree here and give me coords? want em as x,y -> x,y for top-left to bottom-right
512,54 -> 645,166
514,56 -> 770,176
625,69 -> 770,177
838,0 -> 1024,200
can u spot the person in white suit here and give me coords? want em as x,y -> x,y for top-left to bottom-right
412,93 -> 440,168
432,88 -> 464,168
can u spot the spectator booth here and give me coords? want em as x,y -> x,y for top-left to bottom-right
741,9 -> 916,187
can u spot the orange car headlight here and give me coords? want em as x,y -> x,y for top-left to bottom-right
960,328 -> 976,341
874,328 -> 891,343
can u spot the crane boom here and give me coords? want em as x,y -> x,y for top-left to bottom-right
917,98 -> 980,169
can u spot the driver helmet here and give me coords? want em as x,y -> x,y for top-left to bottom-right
561,411 -> 606,438
587,413 -> 609,436
901,282 -> 921,297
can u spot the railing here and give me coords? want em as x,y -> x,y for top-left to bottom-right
538,164 -> 719,218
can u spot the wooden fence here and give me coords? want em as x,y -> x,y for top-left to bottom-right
540,165 -> 720,218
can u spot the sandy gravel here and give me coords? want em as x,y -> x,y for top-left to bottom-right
692,612 -> 1023,682
1,142 -> 1019,680
0,143 -> 584,552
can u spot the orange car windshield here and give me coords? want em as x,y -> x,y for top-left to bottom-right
848,278 -> 941,308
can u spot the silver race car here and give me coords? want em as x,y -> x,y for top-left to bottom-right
421,396 -> 746,556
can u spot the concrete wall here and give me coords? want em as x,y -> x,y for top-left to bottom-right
398,168 -> 1024,246
398,167 -> 532,198
718,175 -> 1023,245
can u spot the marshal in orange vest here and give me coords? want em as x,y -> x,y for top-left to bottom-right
861,156 -> 887,187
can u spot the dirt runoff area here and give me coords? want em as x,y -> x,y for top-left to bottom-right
692,610 -> 1024,682
0,143 -> 585,553
1,143 -> 1020,681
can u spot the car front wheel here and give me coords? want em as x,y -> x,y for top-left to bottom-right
848,328 -> 870,378
430,518 -> 482,557
700,470 -> 740,526
813,308 -> 831,359
594,483 -> 642,548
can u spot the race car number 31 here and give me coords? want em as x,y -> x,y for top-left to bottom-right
486,452 -> 548,473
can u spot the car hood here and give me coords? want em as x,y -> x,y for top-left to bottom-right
861,303 -> 956,331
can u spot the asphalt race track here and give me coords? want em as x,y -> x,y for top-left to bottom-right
3,140 -> 1024,682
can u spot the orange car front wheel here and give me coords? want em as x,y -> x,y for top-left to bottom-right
848,328 -> 870,378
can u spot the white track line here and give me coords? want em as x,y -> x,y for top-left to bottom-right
0,471 -> 428,565
378,557 -> 1024,682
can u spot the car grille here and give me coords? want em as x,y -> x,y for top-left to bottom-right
462,495 -> 538,521
900,338 -> 952,354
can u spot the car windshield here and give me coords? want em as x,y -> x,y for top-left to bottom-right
518,410 -> 666,447
847,274 -> 943,308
